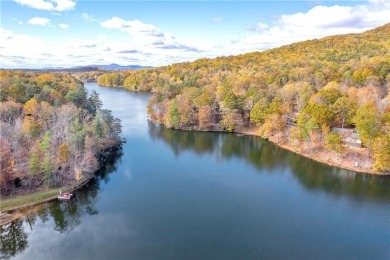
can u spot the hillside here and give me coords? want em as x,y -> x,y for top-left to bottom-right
97,23 -> 390,173
0,71 -> 122,195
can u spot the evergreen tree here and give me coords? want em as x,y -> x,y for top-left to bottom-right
169,98 -> 181,128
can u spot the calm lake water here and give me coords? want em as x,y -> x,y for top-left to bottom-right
1,82 -> 389,259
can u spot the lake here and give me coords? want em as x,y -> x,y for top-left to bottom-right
1,82 -> 389,259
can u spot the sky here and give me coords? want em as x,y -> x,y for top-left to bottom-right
0,0 -> 389,68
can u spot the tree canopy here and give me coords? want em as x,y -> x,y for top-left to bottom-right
0,70 -> 121,195
96,23 -> 390,173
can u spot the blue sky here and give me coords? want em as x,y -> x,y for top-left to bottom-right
1,0 -> 389,68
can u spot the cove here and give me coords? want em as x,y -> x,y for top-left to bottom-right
1,82 -> 389,260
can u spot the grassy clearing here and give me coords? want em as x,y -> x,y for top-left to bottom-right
0,187 -> 71,212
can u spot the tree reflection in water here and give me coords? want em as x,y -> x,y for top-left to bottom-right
148,122 -> 390,201
0,220 -> 28,259
0,146 -> 123,259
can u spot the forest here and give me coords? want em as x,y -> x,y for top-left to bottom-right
96,23 -> 390,173
0,70 -> 121,195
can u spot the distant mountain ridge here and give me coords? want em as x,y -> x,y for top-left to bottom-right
3,64 -> 152,72
96,64 -> 152,71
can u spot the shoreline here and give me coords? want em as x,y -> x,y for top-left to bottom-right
100,83 -> 387,176
0,176 -> 94,226
3,108 -> 385,225
98,84 -> 388,176
0,141 -> 123,226
154,121 -> 388,176
240,129 -> 386,176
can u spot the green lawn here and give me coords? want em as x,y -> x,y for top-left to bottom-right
0,187 -> 71,212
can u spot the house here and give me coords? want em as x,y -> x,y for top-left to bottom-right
283,113 -> 298,127
332,128 -> 362,148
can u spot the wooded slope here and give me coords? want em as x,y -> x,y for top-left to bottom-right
0,71 -> 121,195
97,23 -> 390,173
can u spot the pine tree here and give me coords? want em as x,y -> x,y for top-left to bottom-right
169,98 -> 180,128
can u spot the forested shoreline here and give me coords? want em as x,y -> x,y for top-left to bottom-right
0,71 -> 122,196
96,24 -> 390,174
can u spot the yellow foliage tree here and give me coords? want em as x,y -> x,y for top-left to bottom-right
23,98 -> 39,116
58,143 -> 70,164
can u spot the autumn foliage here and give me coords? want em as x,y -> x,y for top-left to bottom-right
0,71 -> 121,195
96,24 -> 390,173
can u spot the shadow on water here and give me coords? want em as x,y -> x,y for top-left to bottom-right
0,146 -> 123,259
148,121 -> 390,202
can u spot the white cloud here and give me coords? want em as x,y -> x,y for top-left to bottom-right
2,1 -> 390,69
0,27 -> 47,68
211,17 -> 223,23
82,13 -> 98,22
27,17 -> 50,26
100,17 -> 202,55
59,23 -> 69,29
14,0 -> 75,12
0,27 -> 109,68
229,1 -> 390,54
247,22 -> 269,32
0,27 -> 15,41
101,17 -> 165,44
0,24 -> 205,69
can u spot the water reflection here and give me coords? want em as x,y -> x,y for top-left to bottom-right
2,83 -> 389,259
0,146 -> 123,259
148,121 -> 390,201
0,220 -> 28,259
288,154 -> 390,199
